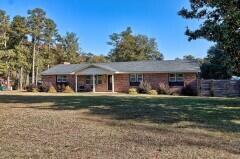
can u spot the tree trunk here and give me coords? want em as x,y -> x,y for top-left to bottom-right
4,32 -> 10,90
26,73 -> 29,86
35,66 -> 38,85
35,40 -> 40,85
7,71 -> 10,90
20,67 -> 23,90
32,41 -> 36,84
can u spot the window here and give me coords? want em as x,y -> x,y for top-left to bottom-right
176,74 -> 184,82
129,74 -> 143,82
137,74 -> 143,82
86,75 -> 92,85
169,74 -> 176,82
129,74 -> 143,86
62,76 -> 67,82
169,73 -> 184,82
130,74 -> 136,82
85,75 -> 102,85
57,75 -> 67,83
96,75 -> 102,84
169,73 -> 184,86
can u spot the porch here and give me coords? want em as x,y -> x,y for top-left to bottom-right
74,74 -> 115,93
74,65 -> 116,93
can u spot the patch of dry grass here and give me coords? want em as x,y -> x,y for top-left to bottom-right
0,92 -> 239,158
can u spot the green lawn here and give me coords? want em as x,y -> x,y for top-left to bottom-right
0,92 -> 240,158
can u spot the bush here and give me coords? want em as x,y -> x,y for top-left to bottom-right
128,88 -> 138,95
63,85 -> 74,93
138,81 -> 152,93
147,90 -> 158,95
26,84 -> 38,92
48,85 -> 57,93
158,83 -> 170,95
38,83 -> 49,92
169,89 -> 180,96
181,85 -> 197,96
32,87 -> 39,93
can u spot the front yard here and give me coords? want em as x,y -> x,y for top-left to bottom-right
0,92 -> 240,158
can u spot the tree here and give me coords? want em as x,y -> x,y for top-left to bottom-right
201,45 -> 232,79
61,32 -> 80,64
42,18 -> 57,68
0,8 -> 84,89
10,15 -> 29,90
183,55 -> 203,64
183,55 -> 196,61
108,27 -> 163,62
9,16 -> 28,47
178,0 -> 240,75
80,52 -> 108,63
27,8 -> 47,84
0,9 -> 11,89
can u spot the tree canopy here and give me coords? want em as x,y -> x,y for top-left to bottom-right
178,0 -> 240,75
108,27 -> 163,62
201,45 -> 233,79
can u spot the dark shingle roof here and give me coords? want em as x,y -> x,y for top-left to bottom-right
41,60 -> 200,75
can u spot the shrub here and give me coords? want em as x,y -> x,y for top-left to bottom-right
138,81 -> 152,93
158,83 -> 170,95
38,83 -> 49,92
26,84 -> 38,92
170,89 -> 180,96
32,87 -> 39,93
63,85 -> 74,93
48,85 -> 57,93
128,88 -> 138,95
147,89 -> 158,95
181,85 -> 197,96
85,85 -> 92,92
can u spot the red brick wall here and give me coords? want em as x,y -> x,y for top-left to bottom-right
42,75 -> 56,88
95,75 -> 108,92
114,74 -> 130,92
143,73 -> 169,89
67,75 -> 75,91
42,73 -> 198,93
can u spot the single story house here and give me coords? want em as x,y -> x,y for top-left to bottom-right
41,60 -> 200,93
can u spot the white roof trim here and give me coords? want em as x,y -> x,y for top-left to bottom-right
72,64 -> 118,74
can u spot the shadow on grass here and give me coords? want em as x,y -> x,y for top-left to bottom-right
0,95 -> 240,133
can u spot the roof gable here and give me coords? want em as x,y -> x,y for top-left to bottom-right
76,65 -> 116,75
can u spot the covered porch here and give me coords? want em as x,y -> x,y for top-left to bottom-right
74,65 -> 116,93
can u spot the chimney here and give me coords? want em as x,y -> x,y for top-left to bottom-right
63,62 -> 70,65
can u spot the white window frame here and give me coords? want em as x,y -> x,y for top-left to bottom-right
62,75 -> 67,82
169,73 -> 184,82
86,75 -> 93,85
130,74 -> 137,82
57,76 -> 62,82
137,74 -> 143,82
96,75 -> 103,84
176,73 -> 184,82
130,74 -> 143,82
85,75 -> 103,85
57,75 -> 67,83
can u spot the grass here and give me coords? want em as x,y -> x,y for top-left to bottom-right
0,92 -> 240,158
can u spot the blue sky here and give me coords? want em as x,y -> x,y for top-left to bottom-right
0,0 -> 213,59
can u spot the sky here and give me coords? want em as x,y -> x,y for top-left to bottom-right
0,0 -> 213,59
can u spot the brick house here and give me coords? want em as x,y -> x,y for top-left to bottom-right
41,60 -> 200,93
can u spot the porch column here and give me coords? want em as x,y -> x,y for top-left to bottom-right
92,74 -> 96,93
75,74 -> 78,93
112,74 -> 115,93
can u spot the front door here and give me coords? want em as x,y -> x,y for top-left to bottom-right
108,75 -> 112,91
